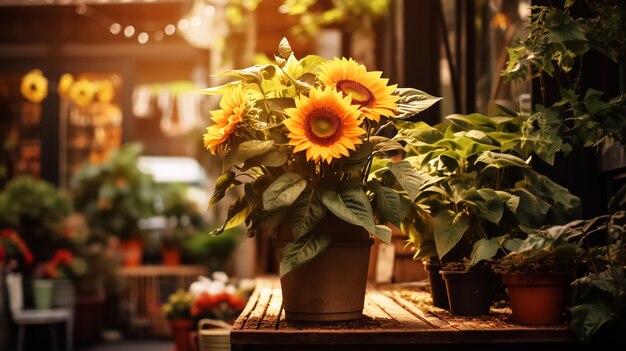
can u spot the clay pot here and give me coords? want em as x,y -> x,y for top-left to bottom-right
162,247 -> 182,266
169,319 -> 195,351
502,273 -> 571,325
278,215 -> 373,322
120,239 -> 143,267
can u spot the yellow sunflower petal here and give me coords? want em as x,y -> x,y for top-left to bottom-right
318,57 -> 399,122
284,86 -> 365,164
202,84 -> 249,155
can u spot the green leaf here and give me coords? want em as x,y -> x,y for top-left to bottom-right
369,136 -> 405,153
434,210 -> 469,259
199,81 -> 239,95
277,37 -> 293,59
280,232 -> 332,277
209,195 -> 250,235
446,113 -> 496,131
568,303 -> 616,342
372,182 -> 403,227
388,161 -> 427,201
214,64 -> 277,84
208,171 -> 238,208
243,147 -> 290,169
266,97 -> 296,112
290,188 -> 326,241
476,188 -> 505,224
394,88 -> 442,119
223,140 -> 276,171
509,188 -> 552,228
469,237 -> 499,266
503,238 -> 523,252
396,121 -> 444,144
320,188 -> 390,243
262,173 -> 307,211
477,152 -> 530,170
338,142 -> 373,173
495,191 -> 520,213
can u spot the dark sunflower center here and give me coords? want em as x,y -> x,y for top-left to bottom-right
30,83 -> 37,91
304,108 -> 343,146
336,80 -> 375,107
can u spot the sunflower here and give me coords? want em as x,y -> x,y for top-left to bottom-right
203,85 -> 250,154
95,80 -> 115,104
20,69 -> 48,103
69,79 -> 96,107
58,73 -> 74,98
284,86 -> 365,164
318,57 -> 399,122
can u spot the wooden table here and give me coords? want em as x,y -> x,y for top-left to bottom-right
231,277 -> 582,351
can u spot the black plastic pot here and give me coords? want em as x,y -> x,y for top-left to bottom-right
440,270 -> 495,316
425,263 -> 449,309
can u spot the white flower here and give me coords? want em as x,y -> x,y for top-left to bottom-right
211,271 -> 229,283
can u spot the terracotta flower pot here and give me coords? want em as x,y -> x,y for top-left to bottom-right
169,319 -> 195,351
120,239 -> 143,267
440,270 -> 495,316
162,247 -> 182,266
278,215 -> 374,322
502,273 -> 571,325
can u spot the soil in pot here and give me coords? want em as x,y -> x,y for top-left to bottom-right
503,273 -> 571,325
278,215 -> 373,322
441,270 -> 496,316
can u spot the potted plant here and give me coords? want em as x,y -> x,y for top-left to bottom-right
163,289 -> 195,351
156,183 -> 206,266
398,113 -> 581,315
493,225 -> 580,325
0,175 -> 73,268
70,143 -> 156,266
202,38 -> 439,321
32,248 -> 86,309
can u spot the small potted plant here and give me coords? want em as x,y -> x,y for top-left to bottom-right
33,248 -> 86,309
494,226 -> 580,325
202,38 -> 439,321
163,289 -> 195,351
70,143 -> 156,266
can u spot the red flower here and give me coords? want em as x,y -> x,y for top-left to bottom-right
52,249 -> 73,266
227,294 -> 247,311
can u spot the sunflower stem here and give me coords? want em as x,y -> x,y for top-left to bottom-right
255,83 -> 271,114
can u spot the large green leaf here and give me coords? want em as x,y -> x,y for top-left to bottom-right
495,190 -> 520,213
290,188 -> 326,241
262,173 -> 307,211
568,303 -> 616,342
510,188 -> 552,228
370,181 -> 403,227
469,237 -> 500,266
477,152 -> 530,170
208,171 -> 239,208
223,140 -> 276,171
434,210 -> 469,259
394,88 -> 442,119
476,188 -> 505,224
243,146 -> 290,169
388,161 -> 427,201
279,232 -> 332,277
320,188 -> 391,243
396,121 -> 444,144
446,113 -> 497,131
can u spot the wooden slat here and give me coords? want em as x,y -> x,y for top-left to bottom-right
259,289 -> 282,330
243,287 -> 273,329
367,289 -> 431,329
386,290 -> 456,330
232,279 -> 270,330
363,295 -> 400,329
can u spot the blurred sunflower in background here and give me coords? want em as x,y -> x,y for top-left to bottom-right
69,79 -> 96,107
20,69 -> 48,103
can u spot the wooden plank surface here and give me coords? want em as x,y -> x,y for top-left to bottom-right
231,276 -> 573,348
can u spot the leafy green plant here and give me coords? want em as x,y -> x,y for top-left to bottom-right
0,175 -> 72,261
397,113 -> 580,270
185,227 -> 242,271
492,223 -> 581,275
503,0 -> 626,164
70,143 -> 156,241
157,183 -> 206,250
280,0 -> 392,38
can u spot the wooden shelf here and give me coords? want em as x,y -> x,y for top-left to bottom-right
231,277 -> 577,351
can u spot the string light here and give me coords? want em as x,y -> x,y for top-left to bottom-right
123,25 -> 135,38
137,32 -> 149,44
72,3 -> 211,45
